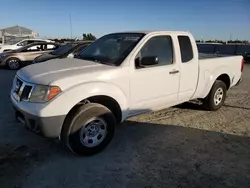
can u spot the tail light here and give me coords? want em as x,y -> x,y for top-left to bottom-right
241,58 -> 244,72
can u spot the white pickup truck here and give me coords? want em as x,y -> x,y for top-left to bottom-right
11,31 -> 243,155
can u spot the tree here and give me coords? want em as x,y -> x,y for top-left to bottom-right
82,33 -> 96,41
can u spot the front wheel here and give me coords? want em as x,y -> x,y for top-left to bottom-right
61,103 -> 116,156
6,58 -> 21,70
202,80 -> 227,111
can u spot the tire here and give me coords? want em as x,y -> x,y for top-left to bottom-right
6,57 -> 21,70
202,80 -> 227,111
61,103 -> 116,156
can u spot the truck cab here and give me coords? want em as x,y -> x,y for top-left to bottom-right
127,32 -> 200,114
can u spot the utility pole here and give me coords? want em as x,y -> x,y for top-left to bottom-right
69,14 -> 72,39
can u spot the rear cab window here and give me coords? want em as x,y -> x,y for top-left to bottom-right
178,36 -> 193,63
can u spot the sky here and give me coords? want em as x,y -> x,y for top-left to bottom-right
0,0 -> 249,40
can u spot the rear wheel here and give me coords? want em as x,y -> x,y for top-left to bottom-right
202,80 -> 227,111
61,103 -> 116,156
6,58 -> 21,70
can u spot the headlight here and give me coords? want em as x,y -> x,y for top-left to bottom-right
29,85 -> 61,103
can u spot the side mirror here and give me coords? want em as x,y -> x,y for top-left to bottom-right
135,56 -> 159,68
67,53 -> 75,58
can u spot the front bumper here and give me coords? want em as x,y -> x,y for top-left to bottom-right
0,58 -> 5,67
11,94 -> 65,138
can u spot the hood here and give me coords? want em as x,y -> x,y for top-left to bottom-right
17,58 -> 117,87
0,44 -> 17,52
0,44 -> 12,47
0,44 -> 15,49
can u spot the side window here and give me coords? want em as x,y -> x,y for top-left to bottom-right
178,36 -> 193,63
23,44 -> 43,52
136,36 -> 173,68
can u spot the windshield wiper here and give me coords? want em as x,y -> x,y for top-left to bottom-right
80,56 -> 116,66
81,56 -> 100,62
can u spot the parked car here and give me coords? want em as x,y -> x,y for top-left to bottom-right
197,43 -> 250,60
237,45 -> 250,63
11,31 -> 243,155
0,38 -> 54,53
33,41 -> 93,64
197,43 -> 217,54
244,52 -> 250,63
0,42 -> 60,69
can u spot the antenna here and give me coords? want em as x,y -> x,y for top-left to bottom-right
69,14 -> 72,39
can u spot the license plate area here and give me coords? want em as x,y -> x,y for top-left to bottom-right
15,110 -> 25,125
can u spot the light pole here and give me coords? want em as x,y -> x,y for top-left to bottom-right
69,14 -> 72,39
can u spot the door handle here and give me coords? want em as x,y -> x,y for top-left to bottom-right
169,70 -> 179,74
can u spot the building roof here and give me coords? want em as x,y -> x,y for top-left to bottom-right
0,25 -> 38,37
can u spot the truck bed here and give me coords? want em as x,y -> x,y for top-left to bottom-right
199,53 -> 235,59
193,54 -> 242,100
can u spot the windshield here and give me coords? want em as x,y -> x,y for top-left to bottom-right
51,44 -> 75,55
5,38 -> 24,45
78,33 -> 145,66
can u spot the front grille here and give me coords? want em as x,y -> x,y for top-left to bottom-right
14,78 -> 23,94
12,76 -> 35,102
20,85 -> 33,100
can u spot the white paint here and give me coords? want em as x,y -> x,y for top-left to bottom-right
11,30 -> 243,135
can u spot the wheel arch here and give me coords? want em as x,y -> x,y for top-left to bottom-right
203,73 -> 231,98
197,71 -> 232,99
215,74 -> 231,90
66,95 -> 123,124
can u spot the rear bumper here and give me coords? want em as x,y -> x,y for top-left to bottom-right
235,77 -> 243,86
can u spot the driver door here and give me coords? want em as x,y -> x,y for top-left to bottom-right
22,44 -> 45,61
129,35 -> 180,115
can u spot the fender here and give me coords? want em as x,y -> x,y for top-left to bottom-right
39,81 -> 129,120
4,55 -> 22,62
198,66 -> 232,99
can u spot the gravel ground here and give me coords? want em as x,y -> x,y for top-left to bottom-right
0,65 -> 250,188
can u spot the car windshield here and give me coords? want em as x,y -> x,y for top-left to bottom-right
78,33 -> 145,66
5,38 -> 24,45
51,44 -> 75,55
